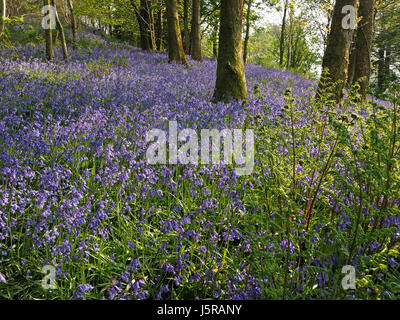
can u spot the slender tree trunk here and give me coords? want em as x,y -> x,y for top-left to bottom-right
183,0 -> 190,53
384,47 -> 391,82
377,46 -> 385,93
286,2 -> 294,70
52,0 -> 69,61
0,0 -> 6,40
243,0 -> 252,63
44,0 -> 55,61
352,0 -> 376,100
67,0 -> 77,47
149,0 -> 156,50
155,7 -> 164,51
317,0 -> 358,103
191,0 -> 202,61
213,39 -> 218,58
279,0 -> 288,66
166,0 -> 188,64
131,0 -> 154,50
347,38 -> 356,85
140,0 -> 154,50
212,22 -> 219,58
213,0 -> 247,102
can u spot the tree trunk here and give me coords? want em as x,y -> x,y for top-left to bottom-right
317,0 -> 358,103
183,0 -> 190,53
131,0 -> 154,50
212,22 -> 219,58
0,0 -> 5,40
166,0 -> 188,64
191,0 -> 202,61
279,0 -> 288,66
52,0 -> 69,61
67,0 -> 77,48
286,2 -> 294,70
213,39 -> 218,58
44,0 -> 55,61
140,0 -> 154,50
347,39 -> 356,85
384,48 -> 391,82
243,0 -> 252,64
377,46 -> 385,93
213,0 -> 247,102
352,0 -> 376,100
155,7 -> 164,51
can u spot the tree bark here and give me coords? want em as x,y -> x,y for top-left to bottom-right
384,48 -> 391,82
0,0 -> 5,40
212,22 -> 219,58
52,0 -> 69,61
44,0 -> 55,61
243,0 -> 252,64
286,2 -> 294,70
352,0 -> 376,100
317,0 -> 358,103
347,38 -> 356,85
131,0 -> 154,50
213,0 -> 247,102
155,7 -> 164,51
67,0 -> 77,48
191,0 -> 202,61
166,0 -> 188,64
183,0 -> 190,53
140,0 -> 154,50
377,46 -> 385,93
279,0 -> 288,66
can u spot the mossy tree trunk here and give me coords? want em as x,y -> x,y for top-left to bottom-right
166,0 -> 188,64
191,0 -> 202,61
317,0 -> 358,103
352,0 -> 376,100
213,0 -> 247,102
0,0 -> 6,40
44,0 -> 55,61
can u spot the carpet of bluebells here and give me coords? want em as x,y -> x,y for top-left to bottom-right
1,33 -> 400,300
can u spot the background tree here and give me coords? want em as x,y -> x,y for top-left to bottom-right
0,0 -> 5,40
372,0 -> 400,96
67,0 -> 77,48
213,0 -> 247,102
243,0 -> 252,63
279,0 -> 288,66
191,0 -> 202,61
317,0 -> 358,103
351,0 -> 376,100
44,0 -> 54,60
52,0 -> 68,60
166,0 -> 187,64
183,0 -> 190,53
